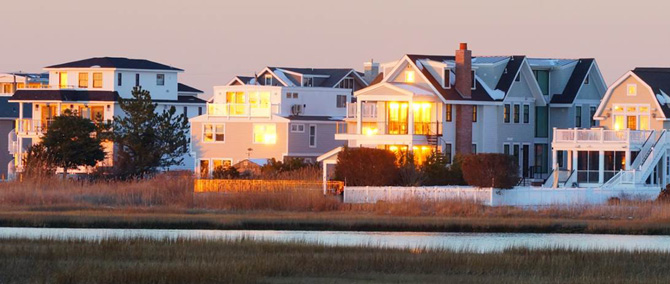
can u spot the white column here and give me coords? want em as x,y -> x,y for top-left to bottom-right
625,150 -> 631,170
408,100 -> 414,136
18,102 -> 23,119
552,149 -> 558,171
356,101 -> 362,134
57,103 -> 62,116
572,150 -> 578,172
567,150 -> 573,171
598,150 -> 605,184
322,162 -> 328,195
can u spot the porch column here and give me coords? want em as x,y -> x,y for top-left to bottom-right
322,162 -> 328,195
57,103 -> 62,116
356,100 -> 362,134
552,149 -> 558,171
598,150 -> 605,184
408,100 -> 414,136
625,150 -> 631,170
18,102 -> 23,119
567,150 -> 573,171
572,150 -> 578,172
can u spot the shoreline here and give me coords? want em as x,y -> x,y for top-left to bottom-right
1,209 -> 670,235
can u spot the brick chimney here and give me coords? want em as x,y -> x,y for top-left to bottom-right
454,43 -> 473,155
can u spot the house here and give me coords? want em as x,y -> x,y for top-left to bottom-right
319,43 -> 606,184
8,57 -> 207,176
550,68 -> 670,189
0,73 -> 49,178
189,66 -> 368,177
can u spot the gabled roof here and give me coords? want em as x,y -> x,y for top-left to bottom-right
177,83 -> 203,94
550,59 -> 594,104
45,57 -> 183,71
268,67 -> 364,88
631,68 -> 670,117
495,56 -> 525,93
10,90 -> 120,102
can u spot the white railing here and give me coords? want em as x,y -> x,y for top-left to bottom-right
206,103 -> 277,117
620,170 -> 636,184
15,119 -> 46,135
554,128 -> 653,145
346,102 -> 377,119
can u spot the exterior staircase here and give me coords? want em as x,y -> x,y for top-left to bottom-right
603,130 -> 669,188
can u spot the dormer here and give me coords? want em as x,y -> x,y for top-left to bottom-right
443,67 -> 452,89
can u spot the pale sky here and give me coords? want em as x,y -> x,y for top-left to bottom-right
4,0 -> 670,96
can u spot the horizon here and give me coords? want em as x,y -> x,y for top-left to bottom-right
4,0 -> 670,96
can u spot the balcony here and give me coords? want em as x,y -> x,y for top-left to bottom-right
15,119 -> 48,136
346,102 -> 377,119
336,121 -> 442,146
207,103 -> 279,118
552,128 -> 653,150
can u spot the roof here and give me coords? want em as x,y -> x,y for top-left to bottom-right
284,115 -> 342,121
631,68 -> 670,117
151,96 -> 207,104
495,56 -> 526,94
45,57 -> 183,71
550,59 -> 594,104
268,67 -> 362,87
177,83 -> 203,94
11,90 -> 120,102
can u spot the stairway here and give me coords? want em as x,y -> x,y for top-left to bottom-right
426,135 -> 439,146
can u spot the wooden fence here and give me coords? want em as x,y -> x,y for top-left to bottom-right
194,179 -> 343,194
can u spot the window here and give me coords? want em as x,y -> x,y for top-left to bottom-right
183,106 -> 188,116
503,144 -> 510,155
117,73 -> 122,86
286,92 -> 298,99
198,107 -> 202,115
504,104 -> 510,123
203,124 -> 225,142
446,104 -> 452,122
471,70 -> 476,89
590,106 -> 597,127
472,144 -> 477,154
515,73 -> 521,82
78,73 -> 88,88
90,106 -> 104,122
534,144 -> 548,174
309,125 -> 316,148
336,95 -> 347,108
253,123 -> 276,144
303,77 -> 313,87
59,72 -> 68,88
535,106 -> 548,138
445,143 -> 452,163
472,106 -> 478,122
533,70 -> 549,96
264,74 -> 273,85
157,74 -> 165,86
513,104 -> 520,123
135,74 -> 140,87
575,106 -> 582,128
443,68 -> 451,88
292,93 -> 298,99
92,73 -> 103,88
199,160 -> 210,178
339,77 -> 354,89
290,124 -> 305,133
627,84 -> 637,96
212,159 -> 232,171
523,104 -> 529,123
584,74 -> 590,85
405,70 -> 415,83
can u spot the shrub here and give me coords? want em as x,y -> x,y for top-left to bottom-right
657,184 -> 670,202
421,152 -> 466,186
213,166 -> 240,179
398,152 -> 424,186
22,144 -> 56,179
461,153 -> 519,189
334,147 -> 398,186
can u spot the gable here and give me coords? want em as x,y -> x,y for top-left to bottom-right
595,74 -> 664,119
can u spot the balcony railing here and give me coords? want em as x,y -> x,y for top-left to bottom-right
346,102 -> 377,119
336,121 -> 442,136
554,128 -> 652,145
207,103 -> 278,117
15,119 -> 50,135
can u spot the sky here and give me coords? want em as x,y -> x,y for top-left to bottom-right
4,0 -> 670,96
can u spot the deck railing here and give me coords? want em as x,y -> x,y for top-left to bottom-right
346,102 -> 377,119
336,121 -> 441,136
207,103 -> 278,117
554,128 -> 652,145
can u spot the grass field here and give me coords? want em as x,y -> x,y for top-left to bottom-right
1,237 -> 669,283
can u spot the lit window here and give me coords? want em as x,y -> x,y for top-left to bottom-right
405,71 -> 415,83
212,159 -> 232,171
203,124 -> 225,142
253,123 -> 276,144
627,84 -> 637,96
93,73 -> 103,88
78,73 -> 88,88
264,74 -> 273,85
504,104 -> 510,123
156,74 -> 165,86
472,106 -> 478,122
614,115 -> 624,131
446,104 -> 452,122
59,72 -> 68,88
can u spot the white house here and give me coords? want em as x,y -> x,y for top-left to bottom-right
8,57 -> 206,176
319,43 -> 607,185
189,66 -> 368,177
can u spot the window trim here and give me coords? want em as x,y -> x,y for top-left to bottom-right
92,72 -> 103,89
156,74 -> 165,86
290,123 -> 305,133
626,84 -> 637,96
513,104 -> 520,123
336,95 -> 347,108
446,104 -> 452,122
308,124 -> 317,148
78,72 -> 88,88
264,74 -> 273,85
444,142 -> 453,164
253,123 -> 277,145
523,104 -> 530,124
504,104 -> 511,123
202,123 -> 225,143
443,68 -> 451,88
575,106 -> 582,128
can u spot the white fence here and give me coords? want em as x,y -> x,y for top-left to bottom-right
344,186 -> 661,206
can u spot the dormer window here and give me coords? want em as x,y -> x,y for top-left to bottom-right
471,70 -> 476,89
443,68 -> 451,88
264,74 -> 273,85
405,71 -> 415,83
339,77 -> 354,89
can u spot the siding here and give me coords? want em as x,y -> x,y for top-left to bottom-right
287,122 -> 345,157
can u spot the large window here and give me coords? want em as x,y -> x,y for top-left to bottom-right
212,159 -> 232,172
387,102 -> 408,135
90,106 -> 104,122
534,144 -> 548,174
504,104 -> 510,123
336,95 -> 347,108
59,72 -> 68,88
446,104 -> 452,122
533,70 -> 549,96
309,125 -> 316,148
203,124 -> 225,142
612,104 -> 650,130
253,123 -> 277,144
577,151 -> 600,183
157,74 -> 165,86
535,106 -> 548,138
513,104 -> 520,123
575,106 -> 582,128
93,73 -> 103,88
604,151 -> 625,182
78,73 -> 88,88
590,106 -> 597,127
523,104 -> 530,123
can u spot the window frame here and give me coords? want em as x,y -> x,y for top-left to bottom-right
92,72 -> 103,88
264,74 -> 273,86
336,95 -> 347,108
117,73 -> 122,86
78,72 -> 89,88
575,106 -> 582,128
444,143 -> 453,164
504,104 -> 511,123
472,106 -> 478,122
156,74 -> 165,86
443,68 -> 451,88
627,84 -> 637,96
308,124 -> 317,148
202,123 -> 225,143
446,104 -> 452,122
135,73 -> 140,87
253,123 -> 277,144
513,104 -> 520,123
523,104 -> 530,124
290,123 -> 305,133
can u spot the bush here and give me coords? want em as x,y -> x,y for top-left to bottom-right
22,144 -> 56,179
334,147 -> 398,186
397,152 -> 424,186
461,153 -> 519,189
421,152 -> 466,186
213,166 -> 240,179
658,184 -> 670,202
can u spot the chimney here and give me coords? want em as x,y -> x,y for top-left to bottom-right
454,43 -> 473,155
455,43 -> 472,99
363,59 -> 380,84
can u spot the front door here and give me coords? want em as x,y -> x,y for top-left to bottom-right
522,145 -> 530,178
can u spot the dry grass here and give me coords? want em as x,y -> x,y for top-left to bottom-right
1,237 -> 670,283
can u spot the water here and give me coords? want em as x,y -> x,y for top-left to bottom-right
1,227 -> 670,253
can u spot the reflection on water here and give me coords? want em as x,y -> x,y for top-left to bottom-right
1,227 -> 670,253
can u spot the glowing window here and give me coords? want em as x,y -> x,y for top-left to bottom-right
627,84 -> 637,96
640,116 -> 650,130
253,123 -> 277,144
59,72 -> 68,88
614,116 -> 624,130
405,71 -> 415,83
78,73 -> 88,88
613,105 -> 624,112
93,73 -> 103,88
203,124 -> 225,142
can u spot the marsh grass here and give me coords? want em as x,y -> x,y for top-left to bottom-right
1,237 -> 670,283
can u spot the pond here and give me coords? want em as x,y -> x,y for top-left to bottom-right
2,227 -> 670,253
